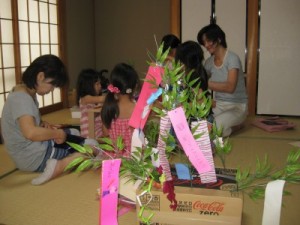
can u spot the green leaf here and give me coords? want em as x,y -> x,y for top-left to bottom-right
67,142 -> 87,154
117,136 -> 125,150
64,157 -> 85,171
75,159 -> 93,172
193,133 -> 202,140
99,144 -> 114,151
92,160 -> 102,169
249,187 -> 265,200
160,47 -> 170,63
83,144 -> 94,154
99,137 -> 113,145
271,170 -> 284,179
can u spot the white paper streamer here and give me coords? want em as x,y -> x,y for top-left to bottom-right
151,147 -> 160,167
131,128 -> 145,160
262,180 -> 286,225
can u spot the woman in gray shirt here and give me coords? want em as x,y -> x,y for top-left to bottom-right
197,24 -> 248,137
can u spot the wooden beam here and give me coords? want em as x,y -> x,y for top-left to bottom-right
170,0 -> 181,37
246,0 -> 259,115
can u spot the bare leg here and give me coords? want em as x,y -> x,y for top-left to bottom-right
31,152 -> 82,185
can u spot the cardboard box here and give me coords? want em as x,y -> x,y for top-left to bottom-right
120,167 -> 237,205
136,186 -> 243,225
70,106 -> 81,118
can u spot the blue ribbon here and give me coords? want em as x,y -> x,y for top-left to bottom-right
146,88 -> 162,105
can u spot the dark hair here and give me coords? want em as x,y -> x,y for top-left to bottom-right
161,34 -> 181,53
22,54 -> 68,89
197,24 -> 227,48
76,69 -> 109,105
99,69 -> 109,92
175,41 -> 208,91
101,63 -> 140,129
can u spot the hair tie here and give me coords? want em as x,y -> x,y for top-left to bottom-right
107,84 -> 120,93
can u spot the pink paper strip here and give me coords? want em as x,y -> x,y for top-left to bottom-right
100,159 -> 121,225
129,65 -> 163,129
191,120 -> 217,183
168,107 -> 211,174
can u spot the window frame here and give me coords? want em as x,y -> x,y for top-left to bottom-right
0,0 -> 67,115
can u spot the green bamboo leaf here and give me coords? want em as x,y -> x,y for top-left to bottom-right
132,151 -> 141,160
193,133 -> 202,140
241,168 -> 250,180
294,149 -> 300,160
151,106 -> 164,117
156,43 -> 164,62
249,187 -> 265,200
236,169 -> 242,182
256,156 -> 261,171
75,159 -> 93,172
287,149 -> 300,163
67,142 -> 88,154
99,144 -> 114,151
188,77 -> 199,88
83,144 -> 94,154
117,136 -> 125,150
191,123 -> 200,133
64,156 -> 85,171
160,48 -> 170,63
92,160 -> 102,169
286,164 -> 300,173
98,137 -> 113,145
146,50 -> 156,63
271,170 -> 284,179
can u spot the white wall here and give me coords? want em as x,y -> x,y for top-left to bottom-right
257,0 -> 300,116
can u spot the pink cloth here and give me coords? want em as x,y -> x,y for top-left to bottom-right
79,100 -> 103,138
107,118 -> 133,158
252,117 -> 296,132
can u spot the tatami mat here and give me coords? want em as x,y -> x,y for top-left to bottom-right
226,137 -> 300,225
0,114 -> 299,225
0,145 -> 16,178
234,116 -> 300,141
0,170 -> 100,225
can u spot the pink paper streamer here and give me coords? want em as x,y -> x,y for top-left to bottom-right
168,107 -> 211,174
191,120 -> 217,183
157,114 -> 173,181
100,159 -> 121,225
129,65 -> 163,129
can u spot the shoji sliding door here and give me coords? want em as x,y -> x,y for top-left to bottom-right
0,0 -> 64,114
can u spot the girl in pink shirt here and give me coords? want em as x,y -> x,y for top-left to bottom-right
101,63 -> 140,157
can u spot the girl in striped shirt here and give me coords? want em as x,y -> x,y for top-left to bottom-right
76,69 -> 109,139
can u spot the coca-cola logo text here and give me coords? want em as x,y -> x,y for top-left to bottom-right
193,201 -> 225,212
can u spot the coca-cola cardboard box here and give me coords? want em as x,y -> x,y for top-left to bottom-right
136,186 -> 243,225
